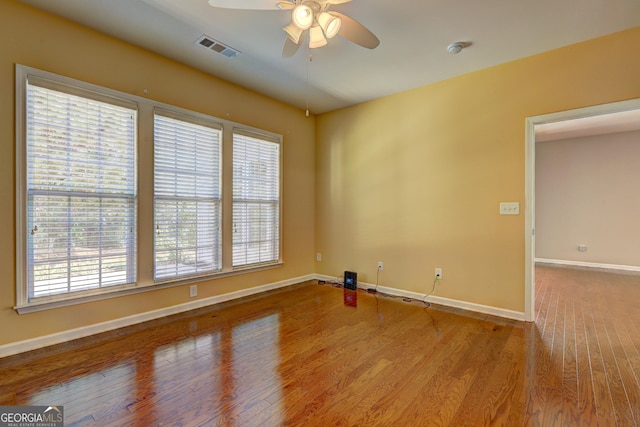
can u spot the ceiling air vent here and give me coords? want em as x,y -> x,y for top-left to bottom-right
195,35 -> 240,59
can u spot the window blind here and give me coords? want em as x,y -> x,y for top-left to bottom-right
154,112 -> 222,280
26,82 -> 137,298
232,131 -> 280,267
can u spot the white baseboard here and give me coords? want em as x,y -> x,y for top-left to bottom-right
535,258 -> 640,274
315,274 -> 525,321
0,274 -> 314,359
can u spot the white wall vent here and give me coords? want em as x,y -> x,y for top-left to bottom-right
195,35 -> 240,58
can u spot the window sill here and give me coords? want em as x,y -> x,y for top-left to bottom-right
14,261 -> 283,314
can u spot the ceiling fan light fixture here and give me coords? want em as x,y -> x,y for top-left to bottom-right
283,22 -> 303,44
318,12 -> 341,38
309,25 -> 327,48
292,4 -> 313,30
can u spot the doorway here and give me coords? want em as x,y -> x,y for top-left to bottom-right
524,98 -> 640,322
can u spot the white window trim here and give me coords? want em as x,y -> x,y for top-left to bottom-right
15,65 -> 283,314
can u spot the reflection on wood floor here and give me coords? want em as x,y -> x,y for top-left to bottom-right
1,266 -> 639,426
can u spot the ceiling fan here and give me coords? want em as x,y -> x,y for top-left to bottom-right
207,0 -> 380,57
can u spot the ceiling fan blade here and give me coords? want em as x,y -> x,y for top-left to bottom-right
325,0 -> 352,4
330,11 -> 380,49
207,0 -> 282,10
278,1 -> 294,9
282,36 -> 302,58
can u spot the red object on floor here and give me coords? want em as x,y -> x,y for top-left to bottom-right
343,289 -> 357,307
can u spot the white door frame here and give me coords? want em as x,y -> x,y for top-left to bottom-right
524,98 -> 640,322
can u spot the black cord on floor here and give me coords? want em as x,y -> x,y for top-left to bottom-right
320,274 -> 439,307
367,269 -> 380,293
317,278 -> 343,289
423,277 -> 440,307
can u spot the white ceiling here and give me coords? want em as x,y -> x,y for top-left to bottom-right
19,0 -> 640,115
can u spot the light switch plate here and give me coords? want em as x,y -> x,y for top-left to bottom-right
500,202 -> 520,215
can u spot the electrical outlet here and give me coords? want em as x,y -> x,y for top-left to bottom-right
435,268 -> 442,280
316,252 -> 322,261
378,261 -> 384,271
189,285 -> 197,297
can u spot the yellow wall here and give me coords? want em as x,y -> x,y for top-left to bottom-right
315,26 -> 640,312
0,1 -> 315,346
2,0 -> 640,350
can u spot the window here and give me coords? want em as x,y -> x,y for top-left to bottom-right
16,66 -> 283,312
23,76 -> 137,299
232,131 -> 281,267
153,111 -> 222,280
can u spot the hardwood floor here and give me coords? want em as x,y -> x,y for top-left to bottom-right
532,266 -> 640,426
1,266 -> 639,426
